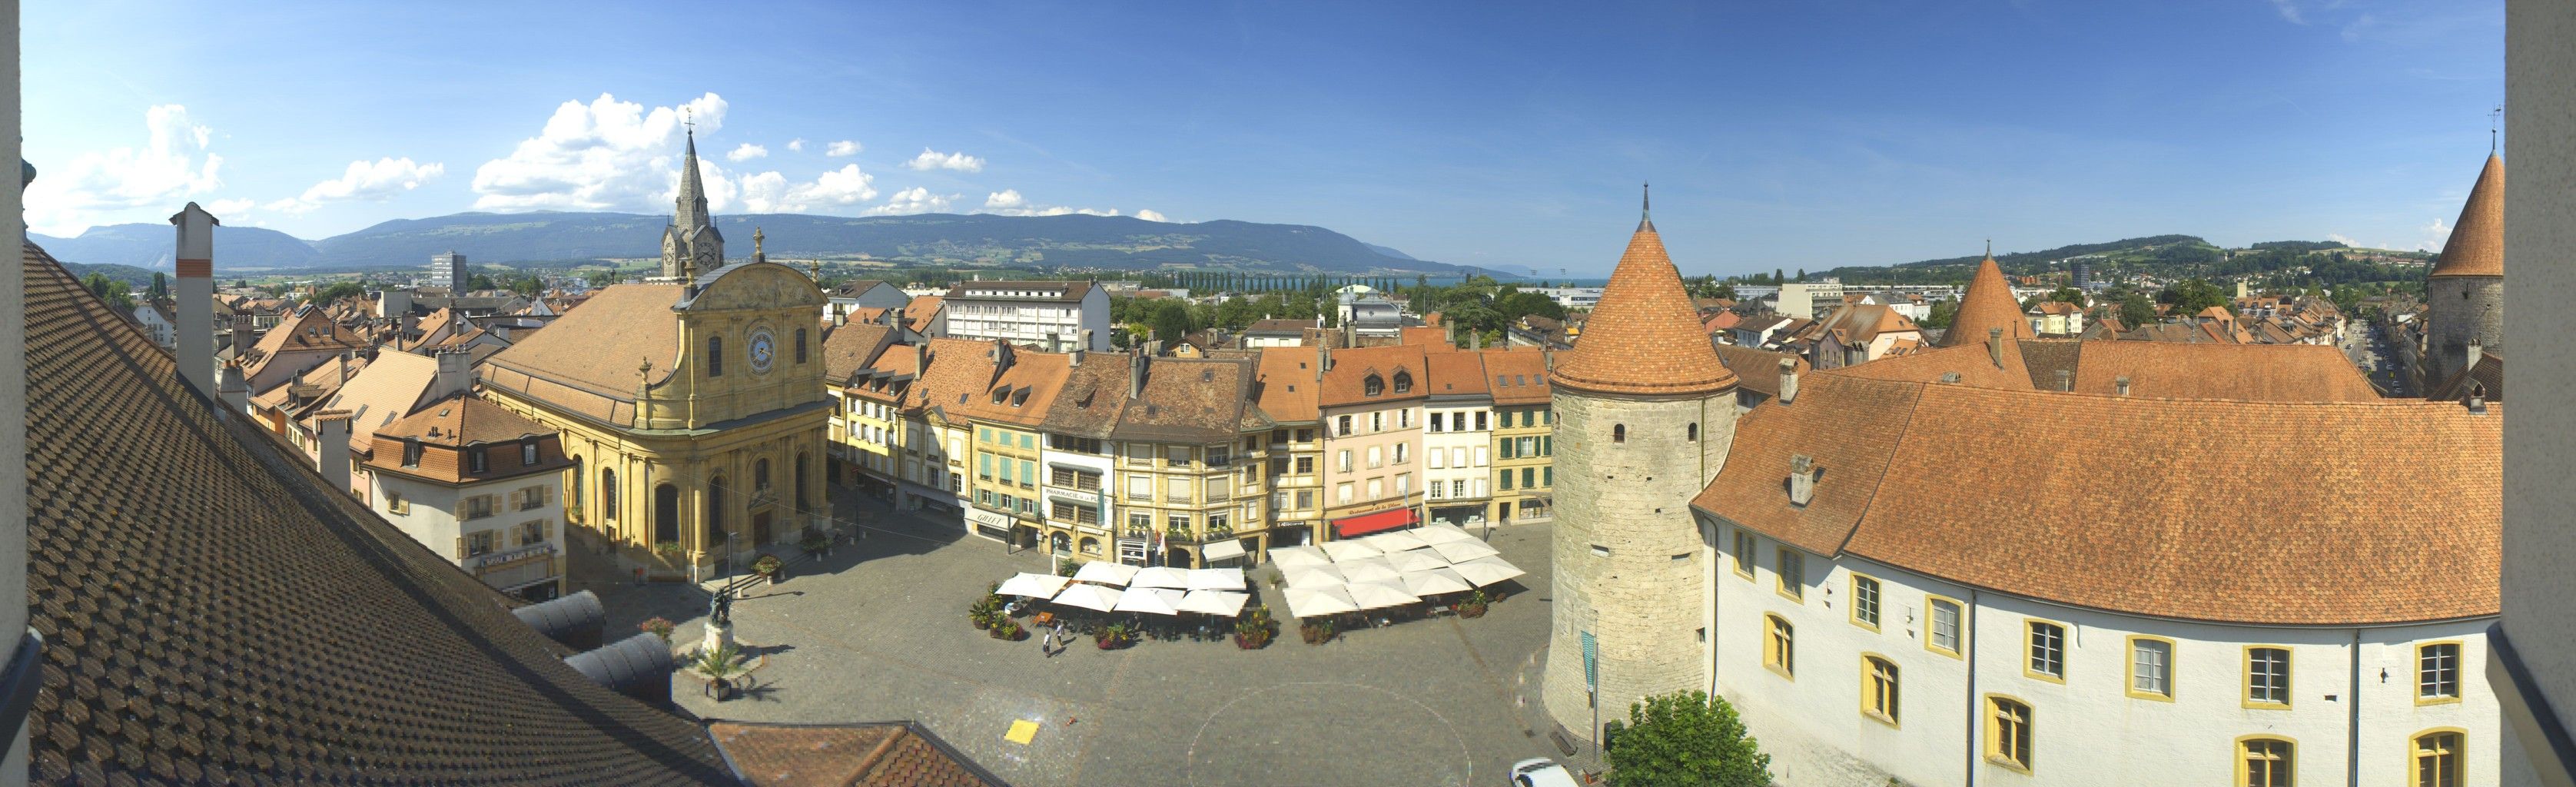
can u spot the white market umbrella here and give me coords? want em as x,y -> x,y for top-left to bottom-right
1051,583 -> 1124,613
1430,539 -> 1501,563
1449,556 -> 1527,587
1344,581 -> 1422,610
1177,589 -> 1251,617
1396,568 -> 1473,597
1283,586 -> 1359,619
1359,530 -> 1428,553
1383,549 -> 1450,573
1266,546 -> 1332,569
1283,565 -> 1347,589
1130,566 -> 1193,589
1072,562 -> 1140,587
1186,567 -> 1246,592
998,572 -> 1071,599
1319,540 -> 1383,562
1411,523 -> 1476,545
1112,587 -> 1186,616
1338,559 -> 1403,585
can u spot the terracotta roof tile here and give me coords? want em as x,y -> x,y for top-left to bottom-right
2429,153 -> 2505,278
1478,347 -> 1552,405
1940,256 -> 2034,347
1114,356 -> 1265,441
1424,350 -> 1490,397
482,283 -> 686,417
1253,347 -> 1323,423
1316,344 -> 1432,406
822,323 -> 896,383
1711,344 -> 1808,397
1552,223 -> 1734,395
22,242 -> 736,783
707,720 -> 1003,787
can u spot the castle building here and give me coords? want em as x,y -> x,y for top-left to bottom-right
1542,195 -> 1741,745
1940,251 -> 2035,348
2421,153 -> 2505,392
480,134 -> 832,582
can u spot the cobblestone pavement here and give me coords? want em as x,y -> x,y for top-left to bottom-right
576,485 -> 1576,787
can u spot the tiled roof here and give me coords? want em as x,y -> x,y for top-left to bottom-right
1711,344 -> 1807,398
1113,357 -> 1266,442
1316,344 -> 1431,407
905,295 -> 944,334
943,280 -> 1094,301
2429,153 -> 2505,278
1422,350 -> 1490,397
248,354 -> 368,415
1399,326 -> 1452,349
707,720 -> 1004,787
1552,223 -> 1734,396
366,395 -> 573,485
845,341 -> 923,407
1695,373 -> 2499,625
21,242 -> 737,783
378,393 -> 555,447
948,344 -> 1071,428
241,307 -> 369,379
823,323 -> 897,384
1940,256 -> 2034,347
1245,318 -> 1311,335
1039,353 -> 1133,437
1479,347 -> 1552,406
1252,347 -> 1323,423
832,278 -> 889,297
1843,338 -> 2380,402
2428,350 -> 2504,404
481,283 -> 686,422
313,350 -> 443,454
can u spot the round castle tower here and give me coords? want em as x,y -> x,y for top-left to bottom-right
1542,197 -> 1740,745
2423,153 -> 2505,388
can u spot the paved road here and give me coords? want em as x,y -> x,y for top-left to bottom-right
579,486 -> 1574,787
2342,322 -> 2415,397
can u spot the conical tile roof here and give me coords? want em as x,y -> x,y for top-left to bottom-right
1940,255 -> 2034,347
1554,219 -> 1735,396
2429,154 -> 2504,278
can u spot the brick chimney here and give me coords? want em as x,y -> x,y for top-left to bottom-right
1788,455 -> 1816,506
2466,340 -> 2484,374
315,409 -> 354,495
1777,357 -> 1799,404
1316,345 -> 1330,382
231,315 -> 255,357
171,202 -> 217,397
1470,330 -> 1483,352
432,348 -> 473,400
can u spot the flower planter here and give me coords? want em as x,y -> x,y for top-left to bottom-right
1456,603 -> 1489,619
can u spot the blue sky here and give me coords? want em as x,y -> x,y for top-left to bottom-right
26,0 -> 2501,277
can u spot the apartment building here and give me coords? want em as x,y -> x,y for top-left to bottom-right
363,394 -> 573,601
1254,349 -> 1326,547
1107,356 -> 1272,567
1316,344 -> 1431,540
937,280 -> 1110,351
1483,347 -> 1555,524
1421,350 -> 1494,528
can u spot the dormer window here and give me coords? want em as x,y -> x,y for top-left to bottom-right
520,440 -> 538,465
469,447 -> 490,473
1393,371 -> 1412,394
401,438 -> 423,468
1363,374 -> 1384,397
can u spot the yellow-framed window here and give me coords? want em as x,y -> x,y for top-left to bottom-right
1731,530 -> 1757,579
1763,614 -> 1794,679
2416,641 -> 2462,705
2237,736 -> 2293,787
1861,655 -> 1899,726
2245,646 -> 2292,709
2412,729 -> 2464,787
1850,573 -> 1881,630
1925,595 -> 1964,658
2024,619 -> 2066,682
2126,635 -> 2176,701
1774,546 -> 1804,601
1984,695 -> 2032,772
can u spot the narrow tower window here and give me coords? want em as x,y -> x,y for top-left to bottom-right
1612,423 -> 1625,443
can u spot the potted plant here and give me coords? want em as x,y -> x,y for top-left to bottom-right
991,618 -> 1027,641
1094,622 -> 1138,649
1055,560 -> 1081,578
1300,619 -> 1336,645
652,541 -> 685,560
752,553 -> 785,583
639,616 -> 676,643
969,596 -> 998,629
1233,606 -> 1276,649
692,643 -> 749,701
800,530 -> 831,556
1456,589 -> 1490,619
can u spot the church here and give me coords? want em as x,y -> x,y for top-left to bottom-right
480,128 -> 834,582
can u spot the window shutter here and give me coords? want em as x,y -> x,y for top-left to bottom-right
507,490 -> 523,511
453,536 -> 466,560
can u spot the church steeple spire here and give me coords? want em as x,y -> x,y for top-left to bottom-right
659,110 -> 725,281
1638,182 -> 1653,232
675,113 -> 711,226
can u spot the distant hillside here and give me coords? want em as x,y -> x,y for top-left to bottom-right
1361,242 -> 1416,261
33,224 -> 320,270
58,261 -> 161,290
310,211 -> 1482,275
1814,234 -> 2427,287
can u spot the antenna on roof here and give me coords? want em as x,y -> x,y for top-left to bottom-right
2492,105 -> 2504,154
1985,238 -> 1991,258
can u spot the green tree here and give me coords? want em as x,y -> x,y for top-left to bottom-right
1150,300 -> 1193,343
1713,281 -> 1736,301
1605,691 -> 1770,787
2118,292 -> 2157,326
149,272 -> 168,301
1921,299 -> 1958,329
586,270 -> 620,288
2045,286 -> 2084,304
82,273 -> 135,313
466,273 -> 496,292
2156,278 -> 2228,314
315,281 -> 368,304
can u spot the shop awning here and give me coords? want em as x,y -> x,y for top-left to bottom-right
1332,507 -> 1419,539
1201,539 -> 1247,562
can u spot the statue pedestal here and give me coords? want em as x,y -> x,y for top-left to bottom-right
701,620 -> 735,656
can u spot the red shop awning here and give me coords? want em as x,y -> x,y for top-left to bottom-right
1332,507 -> 1419,539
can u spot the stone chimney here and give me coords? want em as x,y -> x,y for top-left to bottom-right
1471,330 -> 1483,351
2468,384 -> 2489,415
2466,340 -> 2484,374
231,315 -> 256,357
216,360 -> 248,415
2054,369 -> 2071,392
1128,349 -> 1149,400
315,410 -> 354,495
1987,327 -> 2004,367
1316,346 -> 1330,382
1777,357 -> 1799,405
2116,377 -> 2132,397
376,287 -> 412,320
1081,329 -> 1096,353
1788,455 -> 1816,506
171,202 -> 218,397
915,340 -> 929,375
432,348 -> 473,400
1342,321 -> 1356,348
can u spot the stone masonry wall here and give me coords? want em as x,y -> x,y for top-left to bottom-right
2425,275 -> 2503,385
1543,387 -> 1737,743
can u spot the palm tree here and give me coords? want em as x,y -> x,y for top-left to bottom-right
694,643 -> 749,700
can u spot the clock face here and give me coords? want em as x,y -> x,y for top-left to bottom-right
749,330 -> 776,374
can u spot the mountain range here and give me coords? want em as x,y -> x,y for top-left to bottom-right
32,211 -> 1471,277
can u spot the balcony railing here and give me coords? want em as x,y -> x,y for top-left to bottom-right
1165,493 -> 1193,504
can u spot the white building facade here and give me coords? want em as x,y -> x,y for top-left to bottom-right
1421,391 -> 1493,529
937,281 -> 1110,351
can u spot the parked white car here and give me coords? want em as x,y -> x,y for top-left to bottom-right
1507,757 -> 1581,787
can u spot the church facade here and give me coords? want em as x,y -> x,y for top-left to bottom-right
480,131 -> 832,582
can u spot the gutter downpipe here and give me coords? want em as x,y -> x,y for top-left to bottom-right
1965,587 -> 1979,787
2349,627 -> 2362,787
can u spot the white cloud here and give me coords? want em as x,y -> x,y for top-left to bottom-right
973,188 -> 1120,218
2325,232 -> 2359,247
825,140 -> 863,157
470,91 -> 730,212
1135,208 -> 1170,222
2269,0 -> 2305,24
264,157 -> 445,214
787,138 -> 806,152
206,198 -> 256,216
984,189 -> 1026,209
903,148 -> 986,172
726,143 -> 767,162
865,186 -> 957,216
2417,217 -> 2452,251
24,104 -> 225,236
735,164 -> 879,214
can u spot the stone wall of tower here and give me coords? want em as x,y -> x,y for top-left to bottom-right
1542,387 -> 1738,744
2425,275 -> 2504,385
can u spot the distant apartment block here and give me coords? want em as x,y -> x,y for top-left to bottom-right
428,251 -> 470,291
937,280 -> 1110,350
